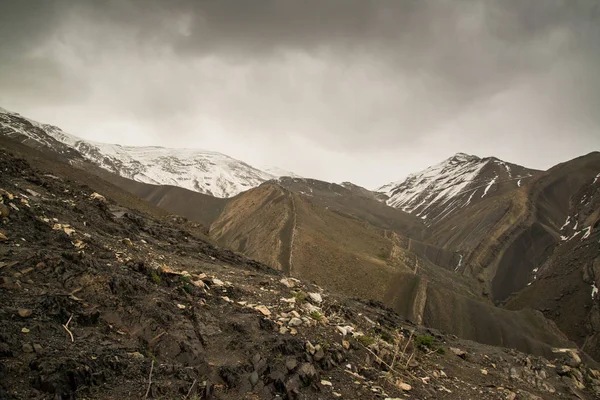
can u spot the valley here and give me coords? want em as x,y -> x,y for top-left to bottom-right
1,106 -> 600,398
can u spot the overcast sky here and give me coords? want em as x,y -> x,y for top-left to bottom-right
1,0 -> 599,188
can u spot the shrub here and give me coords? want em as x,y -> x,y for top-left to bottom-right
414,334 -> 434,350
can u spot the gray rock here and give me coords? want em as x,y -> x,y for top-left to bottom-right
510,367 -> 520,380
22,343 -> 33,353
314,346 -> 325,362
298,363 -> 318,385
286,358 -> 298,371
250,371 -> 259,386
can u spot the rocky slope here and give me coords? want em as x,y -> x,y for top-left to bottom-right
417,152 -> 600,361
503,154 -> 600,360
378,153 -> 540,224
0,107 -> 288,198
1,139 -> 600,399
208,179 -> 582,360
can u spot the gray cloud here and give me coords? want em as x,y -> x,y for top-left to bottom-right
0,0 -> 598,187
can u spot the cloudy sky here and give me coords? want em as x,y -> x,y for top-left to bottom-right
1,0 -> 599,188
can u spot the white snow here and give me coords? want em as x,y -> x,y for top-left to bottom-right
592,282 -> 598,299
560,216 -> 571,230
517,179 -> 522,187
463,189 -> 478,207
593,173 -> 600,184
581,226 -> 592,240
454,254 -> 463,272
481,176 -> 498,198
573,220 -> 578,231
0,107 -> 288,198
378,153 -> 487,211
261,166 -> 301,178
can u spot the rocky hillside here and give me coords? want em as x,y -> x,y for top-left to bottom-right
418,151 -> 600,361
208,179 -> 582,360
503,154 -> 600,360
0,107 -> 289,198
1,137 -> 600,399
378,153 -> 540,224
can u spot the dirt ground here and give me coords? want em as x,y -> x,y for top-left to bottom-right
1,147 -> 599,399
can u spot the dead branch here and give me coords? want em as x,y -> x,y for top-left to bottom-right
144,359 -> 154,399
62,314 -> 74,342
183,378 -> 197,400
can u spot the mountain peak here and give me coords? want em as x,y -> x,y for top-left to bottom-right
379,154 -> 539,222
449,152 -> 480,162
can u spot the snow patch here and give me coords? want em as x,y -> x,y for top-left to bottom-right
593,173 -> 600,184
517,179 -> 522,187
581,226 -> 592,240
560,216 -> 571,230
455,254 -> 463,272
481,176 -> 498,198
592,282 -> 598,299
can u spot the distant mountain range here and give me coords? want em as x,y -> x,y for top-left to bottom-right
0,107 -> 295,198
2,105 -> 600,362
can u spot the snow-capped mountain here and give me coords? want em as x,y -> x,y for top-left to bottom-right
378,153 -> 540,223
0,107 -> 291,198
260,166 -> 302,179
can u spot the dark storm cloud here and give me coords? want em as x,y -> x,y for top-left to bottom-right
0,0 -> 598,186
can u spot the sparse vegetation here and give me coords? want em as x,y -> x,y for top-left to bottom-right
150,272 -> 161,285
293,290 -> 308,303
414,334 -> 434,350
310,311 -> 323,321
357,334 -> 377,347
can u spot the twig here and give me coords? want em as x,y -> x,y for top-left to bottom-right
404,350 -> 415,369
183,379 -> 197,400
150,331 -> 166,344
400,330 -> 414,360
62,314 -> 74,342
390,332 -> 401,369
144,359 -> 154,399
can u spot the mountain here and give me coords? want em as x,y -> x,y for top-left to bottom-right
208,178 -> 578,358
0,107 -> 285,198
2,143 -> 598,399
414,151 -> 600,360
378,153 -> 540,223
3,106 -> 600,366
261,165 -> 302,178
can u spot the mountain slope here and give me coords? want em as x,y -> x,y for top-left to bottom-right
209,181 -> 579,358
2,143 -> 598,399
502,153 -> 600,360
379,153 -> 540,223
415,151 -> 600,360
0,107 -> 285,198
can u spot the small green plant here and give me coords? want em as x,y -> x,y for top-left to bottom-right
292,290 -> 308,303
380,331 -> 393,343
436,346 -> 446,355
414,334 -> 434,350
310,311 -> 323,321
150,272 -> 161,285
273,353 -> 283,362
357,335 -> 376,347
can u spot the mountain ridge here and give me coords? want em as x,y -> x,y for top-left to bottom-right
0,106 -> 295,198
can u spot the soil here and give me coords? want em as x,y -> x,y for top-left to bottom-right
1,147 -> 599,399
